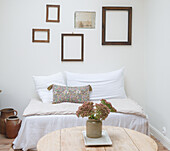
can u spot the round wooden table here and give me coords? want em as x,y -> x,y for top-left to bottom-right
37,126 -> 158,151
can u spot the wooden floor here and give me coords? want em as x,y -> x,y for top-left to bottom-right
0,134 -> 169,151
151,136 -> 169,151
0,134 -> 13,151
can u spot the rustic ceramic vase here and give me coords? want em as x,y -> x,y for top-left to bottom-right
5,115 -> 21,139
0,108 -> 17,134
86,119 -> 102,138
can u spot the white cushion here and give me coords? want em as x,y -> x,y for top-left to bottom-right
65,68 -> 127,100
33,73 -> 66,103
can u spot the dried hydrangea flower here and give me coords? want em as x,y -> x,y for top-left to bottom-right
76,102 -> 94,118
101,99 -> 117,112
95,103 -> 110,120
76,99 -> 117,121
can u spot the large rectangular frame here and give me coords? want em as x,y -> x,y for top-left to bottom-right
102,7 -> 132,45
32,29 -> 50,43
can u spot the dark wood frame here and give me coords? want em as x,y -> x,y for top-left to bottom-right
32,29 -> 50,43
46,5 -> 60,23
102,7 -> 132,45
61,34 -> 84,62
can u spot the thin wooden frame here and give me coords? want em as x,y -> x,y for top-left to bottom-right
61,34 -> 84,62
32,29 -> 50,43
46,5 -> 60,23
102,7 -> 132,45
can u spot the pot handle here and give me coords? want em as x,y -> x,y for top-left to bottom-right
18,120 -> 22,125
14,110 -> 18,115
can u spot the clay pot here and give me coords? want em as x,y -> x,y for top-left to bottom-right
5,115 -> 21,139
0,108 -> 17,134
86,119 -> 102,138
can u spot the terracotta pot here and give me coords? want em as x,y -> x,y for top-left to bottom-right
0,108 -> 17,134
5,115 -> 21,139
86,119 -> 102,138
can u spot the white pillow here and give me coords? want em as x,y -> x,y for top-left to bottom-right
33,73 -> 66,103
65,68 -> 127,100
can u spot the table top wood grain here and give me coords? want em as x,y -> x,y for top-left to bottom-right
37,126 -> 158,151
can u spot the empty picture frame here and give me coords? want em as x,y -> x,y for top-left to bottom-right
74,11 -> 96,29
61,34 -> 84,61
102,7 -> 132,45
46,5 -> 60,23
32,29 -> 50,43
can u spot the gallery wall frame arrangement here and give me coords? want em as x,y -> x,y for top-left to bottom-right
46,5 -> 60,23
102,7 -> 132,45
32,29 -> 50,43
74,11 -> 96,29
61,33 -> 84,62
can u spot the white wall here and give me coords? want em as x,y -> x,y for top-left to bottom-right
145,0 -> 170,141
0,0 -> 146,118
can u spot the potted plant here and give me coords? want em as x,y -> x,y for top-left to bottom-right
76,99 -> 117,138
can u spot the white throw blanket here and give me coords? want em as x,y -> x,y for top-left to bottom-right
23,98 -> 146,118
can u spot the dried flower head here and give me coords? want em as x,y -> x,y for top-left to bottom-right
101,99 -> 117,112
76,102 -> 94,118
95,103 -> 110,120
76,99 -> 117,121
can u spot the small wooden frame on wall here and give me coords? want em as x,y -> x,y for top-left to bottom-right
32,29 -> 50,43
61,34 -> 84,62
102,7 -> 132,45
46,5 -> 60,23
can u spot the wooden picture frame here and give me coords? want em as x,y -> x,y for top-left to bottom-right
46,5 -> 60,23
61,34 -> 84,62
102,7 -> 132,45
32,29 -> 50,43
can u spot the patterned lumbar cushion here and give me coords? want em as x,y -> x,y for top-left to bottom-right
51,85 -> 92,104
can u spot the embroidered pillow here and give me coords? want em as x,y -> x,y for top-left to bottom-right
52,85 -> 91,104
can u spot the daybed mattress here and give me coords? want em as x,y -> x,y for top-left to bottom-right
13,113 -> 148,151
13,98 -> 148,151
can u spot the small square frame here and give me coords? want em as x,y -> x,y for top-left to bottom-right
102,7 -> 132,45
32,29 -> 50,43
61,34 -> 84,62
46,5 -> 60,23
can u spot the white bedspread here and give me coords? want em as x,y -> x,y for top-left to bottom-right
23,98 -> 146,118
13,98 -> 148,151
